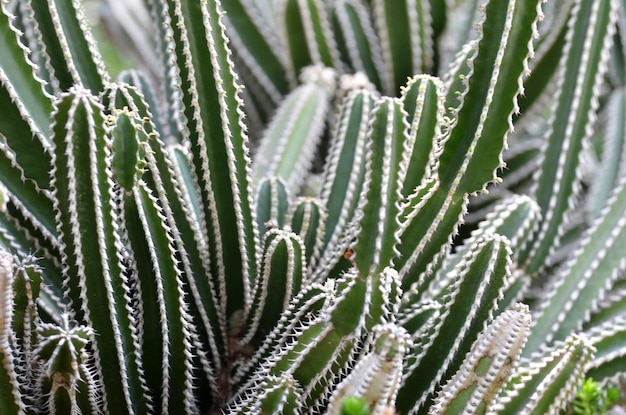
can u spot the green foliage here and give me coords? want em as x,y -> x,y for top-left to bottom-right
571,379 -> 621,415
0,0 -> 625,414
340,397 -> 371,415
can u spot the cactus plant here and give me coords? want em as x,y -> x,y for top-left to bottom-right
1,0 -> 626,414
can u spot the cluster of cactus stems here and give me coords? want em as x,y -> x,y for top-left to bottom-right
1,0 -> 626,413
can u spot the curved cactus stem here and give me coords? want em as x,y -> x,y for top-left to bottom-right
441,0 -> 541,196
275,0 -> 343,84
525,175 -> 626,355
221,0 -> 291,102
288,196 -> 325,268
588,87 -> 626,219
395,177 -> 467,292
328,323 -> 411,415
465,195 -> 541,263
352,97 -> 410,278
50,88 -> 151,414
400,74 -> 447,198
0,133 -> 53,238
21,0 -> 109,93
226,374 -> 305,414
371,0 -> 434,94
162,0 -> 259,325
585,315 -> 626,382
312,88 -> 375,282
428,303 -> 531,415
496,334 -> 595,414
253,66 -> 335,194
242,228 -> 305,348
521,0 -> 619,273
0,2 -> 54,191
397,234 -> 513,414
255,177 -> 291,239
232,280 -> 335,387
0,1 -> 54,140
236,267 -> 402,409
34,315 -> 100,415
331,0 -> 389,93
0,139 -> 57,248
395,0 -> 542,300
437,194 -> 541,286
0,250 -> 26,415
268,320 -> 358,409
13,0 -> 56,97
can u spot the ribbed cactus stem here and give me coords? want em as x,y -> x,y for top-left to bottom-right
22,0 -> 110,93
584,314 -> 626,380
50,86 -> 152,413
496,334 -> 595,414
332,0 -> 389,93
522,0 -> 618,274
131,181 -> 198,413
0,0 -> 54,145
253,65 -> 336,193
330,267 -> 402,334
234,266 -> 402,409
227,373 -> 304,414
288,196 -> 325,268
0,250 -> 12,347
221,0 -> 291,108
440,195 -> 542,278
34,315 -> 98,414
163,0 -> 260,328
526,175 -> 626,354
231,280 -> 336,387
429,303 -> 531,415
109,107 -> 149,192
352,96 -> 409,278
276,0 -> 342,83
372,0 -> 434,93
241,227 -> 305,347
0,0 -> 624,412
312,86 -> 376,281
397,234 -> 513,414
0,250 -> 25,415
255,176 -> 290,238
440,0 -> 541,194
328,323 -> 411,415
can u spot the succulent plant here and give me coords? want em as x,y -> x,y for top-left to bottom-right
1,0 -> 625,414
